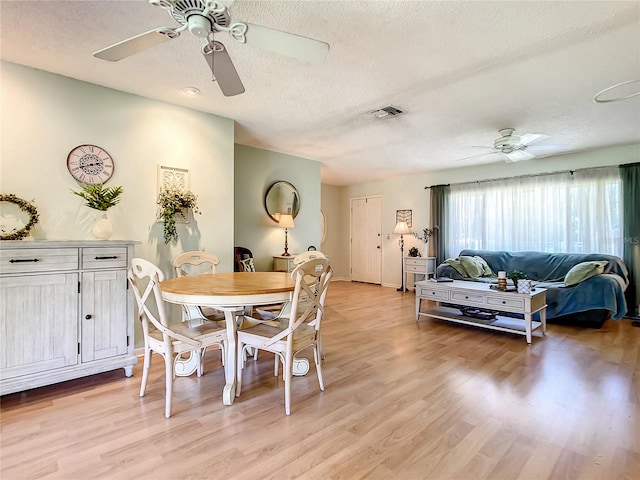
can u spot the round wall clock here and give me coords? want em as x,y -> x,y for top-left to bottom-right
66,144 -> 114,184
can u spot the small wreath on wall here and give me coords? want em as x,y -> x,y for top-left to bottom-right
0,194 -> 39,240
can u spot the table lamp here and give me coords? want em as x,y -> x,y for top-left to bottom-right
279,214 -> 295,256
393,220 -> 412,292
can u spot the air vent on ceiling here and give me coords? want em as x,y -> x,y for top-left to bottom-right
369,105 -> 405,119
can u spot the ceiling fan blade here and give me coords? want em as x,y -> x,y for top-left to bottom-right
93,28 -> 180,61
519,133 -> 550,146
506,150 -> 536,162
456,151 -> 501,162
244,23 -> 329,63
203,41 -> 245,97
527,144 -> 570,151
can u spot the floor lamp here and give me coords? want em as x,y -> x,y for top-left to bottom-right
393,220 -> 411,292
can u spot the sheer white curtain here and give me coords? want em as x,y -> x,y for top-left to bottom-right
446,167 -> 622,257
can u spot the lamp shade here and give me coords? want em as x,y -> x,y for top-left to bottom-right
393,220 -> 411,235
279,214 -> 295,229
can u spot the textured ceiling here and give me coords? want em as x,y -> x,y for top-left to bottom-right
1,0 -> 639,185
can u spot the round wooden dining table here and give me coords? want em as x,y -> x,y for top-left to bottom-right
160,271 -> 296,405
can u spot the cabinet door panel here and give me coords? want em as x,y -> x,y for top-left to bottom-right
0,274 -> 78,378
81,270 -> 128,362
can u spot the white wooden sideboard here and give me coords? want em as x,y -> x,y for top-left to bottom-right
0,240 -> 139,395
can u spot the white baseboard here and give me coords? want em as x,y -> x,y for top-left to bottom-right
330,276 -> 351,282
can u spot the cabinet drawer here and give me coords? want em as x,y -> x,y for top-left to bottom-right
405,258 -> 425,267
0,248 -> 79,274
82,247 -> 128,269
406,264 -> 425,273
487,295 -> 525,310
451,291 -> 485,305
418,287 -> 449,301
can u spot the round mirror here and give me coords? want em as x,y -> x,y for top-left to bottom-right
320,209 -> 327,244
264,181 -> 300,223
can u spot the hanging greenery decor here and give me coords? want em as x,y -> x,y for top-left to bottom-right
0,194 -> 40,240
157,187 -> 200,244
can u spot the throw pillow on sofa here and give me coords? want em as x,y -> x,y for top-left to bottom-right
459,255 -> 496,278
445,258 -> 470,277
446,256 -> 496,278
564,260 -> 608,287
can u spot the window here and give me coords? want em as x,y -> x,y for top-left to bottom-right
446,167 -> 622,257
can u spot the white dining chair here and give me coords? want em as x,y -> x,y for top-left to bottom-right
128,258 -> 227,418
173,251 -> 227,320
173,251 -> 226,371
236,257 -> 332,415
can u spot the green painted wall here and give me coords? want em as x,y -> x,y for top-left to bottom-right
1,61 -> 236,275
234,145 -> 321,272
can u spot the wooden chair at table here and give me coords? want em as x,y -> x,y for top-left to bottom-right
291,250 -> 328,360
243,250 -> 328,368
236,257 -> 333,415
234,246 -> 254,272
173,251 -> 228,372
238,256 -> 287,322
173,251 -> 226,321
128,258 -> 227,418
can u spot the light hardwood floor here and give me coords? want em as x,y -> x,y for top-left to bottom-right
1,281 -> 638,480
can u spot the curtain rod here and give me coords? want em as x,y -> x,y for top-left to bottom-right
424,164 -> 619,189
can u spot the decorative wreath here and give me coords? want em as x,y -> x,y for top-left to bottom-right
0,194 -> 40,240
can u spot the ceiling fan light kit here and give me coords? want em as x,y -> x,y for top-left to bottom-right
187,14 -> 213,37
93,0 -> 329,97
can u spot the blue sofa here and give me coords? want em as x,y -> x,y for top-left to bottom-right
436,249 -> 629,325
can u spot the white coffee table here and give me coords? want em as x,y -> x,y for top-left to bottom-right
415,280 -> 547,344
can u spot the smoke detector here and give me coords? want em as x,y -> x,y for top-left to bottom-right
369,105 -> 405,119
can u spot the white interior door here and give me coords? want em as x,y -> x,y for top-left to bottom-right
351,196 -> 382,284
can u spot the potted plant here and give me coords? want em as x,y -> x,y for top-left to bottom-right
408,246 -> 421,257
415,227 -> 434,256
507,270 -> 528,290
71,183 -> 123,239
157,187 -> 200,244
421,227 -> 434,244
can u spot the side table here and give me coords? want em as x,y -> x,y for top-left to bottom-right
404,256 -> 436,290
273,255 -> 298,273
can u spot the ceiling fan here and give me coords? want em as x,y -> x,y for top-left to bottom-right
93,0 -> 330,97
458,128 -> 566,163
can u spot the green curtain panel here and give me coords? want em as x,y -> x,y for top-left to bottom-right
429,185 -> 449,265
620,162 -> 639,317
